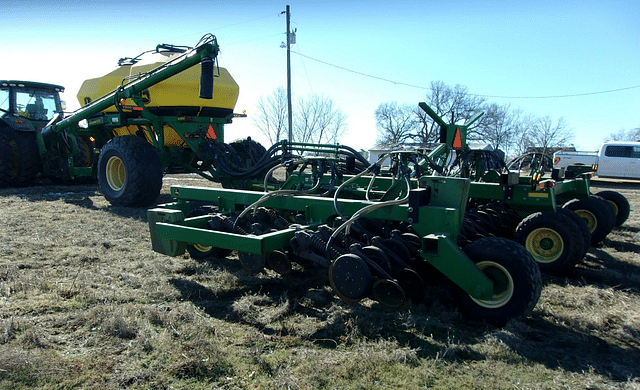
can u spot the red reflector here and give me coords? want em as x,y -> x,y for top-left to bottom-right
452,128 -> 463,149
205,125 -> 217,140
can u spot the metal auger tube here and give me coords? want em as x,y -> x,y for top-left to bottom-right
41,35 -> 220,139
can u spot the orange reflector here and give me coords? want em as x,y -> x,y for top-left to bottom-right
205,125 -> 217,140
452,128 -> 463,149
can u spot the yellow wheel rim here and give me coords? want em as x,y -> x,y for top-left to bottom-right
574,209 -> 597,233
193,243 -> 213,253
606,200 -> 618,217
105,156 -> 125,191
525,227 -> 564,264
470,261 -> 514,309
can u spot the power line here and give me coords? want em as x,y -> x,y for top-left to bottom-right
291,50 -> 640,100
476,85 -> 640,99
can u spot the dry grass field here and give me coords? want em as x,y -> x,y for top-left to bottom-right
1,175 -> 639,389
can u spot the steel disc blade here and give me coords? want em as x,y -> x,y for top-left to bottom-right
394,268 -> 424,298
371,279 -> 406,308
329,254 -> 372,302
238,252 -> 265,273
266,250 -> 292,275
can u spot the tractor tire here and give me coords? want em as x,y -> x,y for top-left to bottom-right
513,211 -> 582,274
73,135 -> 93,168
456,237 -> 542,326
0,126 -> 19,187
557,207 -> 591,264
13,131 -> 42,186
563,196 -> 615,245
229,138 -> 267,169
97,136 -> 162,207
595,190 -> 630,227
71,136 -> 97,184
185,206 -> 233,259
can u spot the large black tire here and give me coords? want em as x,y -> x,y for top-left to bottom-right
97,136 -> 162,207
13,131 -> 42,186
0,126 -> 19,187
229,138 -> 267,170
513,211 -> 582,274
596,190 -> 630,227
557,208 -> 591,264
73,135 -> 93,168
70,136 -> 98,184
563,196 -> 615,244
456,237 -> 542,326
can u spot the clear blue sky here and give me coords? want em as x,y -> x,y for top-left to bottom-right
2,0 -> 638,152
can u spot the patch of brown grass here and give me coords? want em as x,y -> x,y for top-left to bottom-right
0,177 -> 639,389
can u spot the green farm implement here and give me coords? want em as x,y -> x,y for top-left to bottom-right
415,102 -> 630,274
148,142 -> 543,326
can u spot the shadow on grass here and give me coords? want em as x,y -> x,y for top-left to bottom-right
169,260 -> 336,334
168,255 -> 640,382
556,246 -> 640,294
504,313 -> 640,381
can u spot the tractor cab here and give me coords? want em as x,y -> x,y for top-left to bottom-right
0,80 -> 65,131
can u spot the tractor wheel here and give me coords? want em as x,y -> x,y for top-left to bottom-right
456,237 -> 542,326
185,206 -> 233,259
513,212 -> 582,274
14,131 -> 42,186
229,138 -> 267,169
0,126 -> 19,187
557,208 -> 591,263
595,190 -> 630,227
97,136 -> 162,207
73,136 -> 93,167
563,196 -> 615,244
71,136 -> 97,184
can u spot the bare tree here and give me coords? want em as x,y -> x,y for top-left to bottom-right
294,94 -> 347,144
509,114 -> 538,156
415,81 -> 486,145
606,127 -> 640,142
474,103 -> 524,156
254,90 -> 347,145
525,116 -> 573,151
374,102 -> 417,147
252,87 -> 288,144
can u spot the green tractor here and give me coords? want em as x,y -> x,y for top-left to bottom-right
0,80 -> 73,187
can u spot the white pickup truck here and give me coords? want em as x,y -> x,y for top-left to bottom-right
553,141 -> 640,179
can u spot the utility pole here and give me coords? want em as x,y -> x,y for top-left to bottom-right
285,5 -> 293,143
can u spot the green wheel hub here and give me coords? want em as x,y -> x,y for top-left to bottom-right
105,155 -> 126,191
470,260 -> 514,309
525,227 -> 564,263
